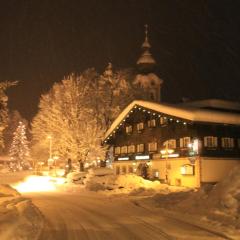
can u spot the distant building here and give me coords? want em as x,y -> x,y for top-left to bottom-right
104,99 -> 240,187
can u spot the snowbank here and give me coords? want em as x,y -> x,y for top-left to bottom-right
0,184 -> 44,240
79,168 -> 173,195
144,164 -> 240,232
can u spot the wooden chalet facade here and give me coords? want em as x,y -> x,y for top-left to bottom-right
104,99 -> 240,187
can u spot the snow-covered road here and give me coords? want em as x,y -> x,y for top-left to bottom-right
24,191 -> 228,240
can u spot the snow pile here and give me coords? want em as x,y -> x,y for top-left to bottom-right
83,168 -> 116,191
66,171 -> 87,184
0,184 -> 43,240
149,165 -> 240,230
81,168 -> 170,195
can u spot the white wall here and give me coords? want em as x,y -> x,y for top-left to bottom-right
201,157 -> 240,183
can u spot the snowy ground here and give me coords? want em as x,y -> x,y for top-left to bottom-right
1,167 -> 240,239
0,172 -> 44,240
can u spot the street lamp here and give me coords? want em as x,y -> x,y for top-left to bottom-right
47,135 -> 52,164
160,144 -> 174,184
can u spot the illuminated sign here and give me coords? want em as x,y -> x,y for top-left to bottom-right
135,155 -> 150,160
161,153 -> 179,158
118,157 -> 129,161
180,164 -> 195,175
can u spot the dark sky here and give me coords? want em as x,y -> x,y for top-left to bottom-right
1,0 -> 240,120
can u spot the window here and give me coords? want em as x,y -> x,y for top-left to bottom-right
221,138 -> 234,148
137,144 -> 144,153
147,119 -> 156,128
128,145 -> 135,153
204,136 -> 218,148
128,166 -> 133,173
160,117 -> 168,125
126,125 -> 133,134
238,139 -> 240,148
163,139 -> 176,149
137,122 -> 144,131
180,137 -> 191,148
120,146 -> 128,154
114,147 -> 120,155
121,166 -> 127,174
148,142 -> 157,152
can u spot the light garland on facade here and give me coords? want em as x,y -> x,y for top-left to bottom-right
105,104 -> 190,143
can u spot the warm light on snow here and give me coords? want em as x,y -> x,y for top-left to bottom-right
13,175 -> 65,193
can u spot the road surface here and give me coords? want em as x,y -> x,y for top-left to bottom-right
24,190 -> 228,240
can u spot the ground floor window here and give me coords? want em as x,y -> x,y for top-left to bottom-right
180,137 -> 191,148
148,142 -> 157,152
137,143 -> 144,153
221,137 -> 234,148
204,136 -> 218,148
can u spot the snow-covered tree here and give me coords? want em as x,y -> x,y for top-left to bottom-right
9,121 -> 31,168
31,70 -> 106,163
0,81 -> 17,151
3,110 -> 27,154
96,63 -> 135,129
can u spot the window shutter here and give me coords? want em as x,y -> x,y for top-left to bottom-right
180,138 -> 183,148
204,137 -> 207,147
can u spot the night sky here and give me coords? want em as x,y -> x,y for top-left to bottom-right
1,0 -> 240,120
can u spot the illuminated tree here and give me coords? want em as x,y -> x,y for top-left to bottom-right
96,63 -> 135,129
31,70 -> 107,162
0,81 -> 17,151
9,121 -> 31,168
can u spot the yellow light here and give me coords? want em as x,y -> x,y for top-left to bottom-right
180,166 -> 186,175
160,149 -> 174,154
12,176 -> 66,193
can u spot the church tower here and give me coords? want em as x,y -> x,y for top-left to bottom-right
133,25 -> 163,102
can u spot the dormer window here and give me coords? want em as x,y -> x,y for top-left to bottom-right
137,122 -> 144,131
147,119 -> 156,128
126,125 -> 133,134
221,137 -> 234,148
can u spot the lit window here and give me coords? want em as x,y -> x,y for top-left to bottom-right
180,137 -> 191,148
121,146 -> 128,154
147,119 -> 156,128
126,125 -> 133,134
204,136 -> 218,148
163,139 -> 176,149
221,137 -> 234,148
114,147 -> 120,155
160,117 -> 168,125
137,122 -> 144,131
137,144 -> 144,153
128,145 -> 135,153
148,142 -> 157,152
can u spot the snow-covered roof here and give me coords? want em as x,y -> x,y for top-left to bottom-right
104,100 -> 240,140
178,99 -> 240,111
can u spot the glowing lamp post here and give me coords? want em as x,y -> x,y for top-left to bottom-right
160,147 -> 174,184
47,135 -> 53,165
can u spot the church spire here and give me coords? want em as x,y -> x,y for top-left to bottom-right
137,24 -> 156,70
